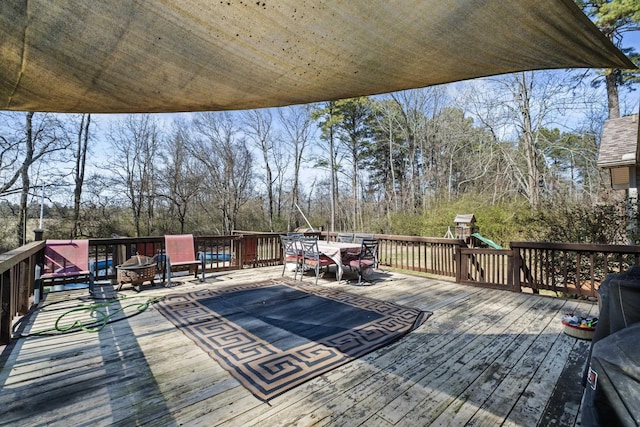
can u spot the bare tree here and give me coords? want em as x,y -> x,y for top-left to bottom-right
72,114 -> 91,238
390,87 -> 446,212
463,72 -> 574,209
159,121 -> 203,234
278,105 -> 314,230
107,114 -> 160,237
244,109 -> 278,231
369,98 -> 403,214
189,112 -> 253,234
0,112 -> 71,244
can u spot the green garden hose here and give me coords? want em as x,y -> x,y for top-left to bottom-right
12,294 -> 165,339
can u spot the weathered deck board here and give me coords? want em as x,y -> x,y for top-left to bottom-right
0,266 -> 597,426
279,292 -> 528,426
377,294 -> 558,425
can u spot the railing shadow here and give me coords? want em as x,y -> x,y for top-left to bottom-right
0,283 -> 177,425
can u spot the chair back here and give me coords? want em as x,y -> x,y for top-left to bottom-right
164,234 -> 197,263
337,233 -> 354,243
44,239 -> 89,274
360,239 -> 379,265
281,234 -> 301,257
354,233 -> 374,244
300,236 -> 320,260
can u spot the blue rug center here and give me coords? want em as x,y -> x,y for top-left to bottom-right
200,284 -> 383,351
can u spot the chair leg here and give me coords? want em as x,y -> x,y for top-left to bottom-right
89,273 -> 95,296
357,266 -> 373,285
199,259 -> 206,282
285,261 -> 299,280
165,255 -> 172,287
357,263 -> 365,285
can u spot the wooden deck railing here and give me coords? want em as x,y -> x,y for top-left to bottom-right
0,240 -> 44,344
363,234 -> 464,278
511,241 -> 640,297
86,233 -> 281,281
459,247 -> 514,290
3,231 -> 640,344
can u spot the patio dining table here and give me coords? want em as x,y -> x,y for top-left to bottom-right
316,240 -> 362,282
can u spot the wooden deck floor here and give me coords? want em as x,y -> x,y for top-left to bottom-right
0,267 -> 597,426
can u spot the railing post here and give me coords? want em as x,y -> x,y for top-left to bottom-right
512,245 -> 522,293
1,270 -> 11,344
455,242 -> 463,283
34,228 -> 44,304
18,258 -> 30,314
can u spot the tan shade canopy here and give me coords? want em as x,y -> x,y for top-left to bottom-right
0,0 -> 635,113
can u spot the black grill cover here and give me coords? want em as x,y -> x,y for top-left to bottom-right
581,266 -> 640,427
581,323 -> 640,426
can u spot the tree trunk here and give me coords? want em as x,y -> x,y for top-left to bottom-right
351,145 -> 358,231
329,123 -> 336,232
606,71 -> 620,119
516,73 -> 540,209
16,112 -> 35,245
72,114 -> 90,238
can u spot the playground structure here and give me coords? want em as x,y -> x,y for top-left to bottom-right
447,214 -> 503,250
471,232 -> 502,249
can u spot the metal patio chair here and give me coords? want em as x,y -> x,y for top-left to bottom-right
164,234 -> 205,286
348,238 -> 379,284
353,233 -> 374,244
337,233 -> 355,243
280,234 -> 303,280
38,239 -> 95,295
300,236 -> 335,285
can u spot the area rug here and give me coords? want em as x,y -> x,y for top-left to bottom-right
154,279 -> 430,401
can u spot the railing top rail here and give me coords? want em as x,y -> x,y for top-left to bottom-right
232,230 -> 281,236
0,240 -> 45,273
510,241 -> 640,253
460,247 -> 513,255
87,236 -> 164,245
232,231 -> 467,245
232,230 -> 322,237
86,234 -> 243,246
231,231 -> 465,243
353,233 -> 466,245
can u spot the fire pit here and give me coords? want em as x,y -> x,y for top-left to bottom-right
116,255 -> 157,292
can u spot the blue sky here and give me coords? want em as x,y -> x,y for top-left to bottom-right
87,29 -> 640,180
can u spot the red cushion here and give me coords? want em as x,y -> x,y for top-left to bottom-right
349,259 -> 374,268
305,255 -> 335,266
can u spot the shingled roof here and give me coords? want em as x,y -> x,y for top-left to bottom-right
597,114 -> 640,168
454,214 -> 476,224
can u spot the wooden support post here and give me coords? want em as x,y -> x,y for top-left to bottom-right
455,243 -> 463,283
1,270 -> 11,345
512,246 -> 522,293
